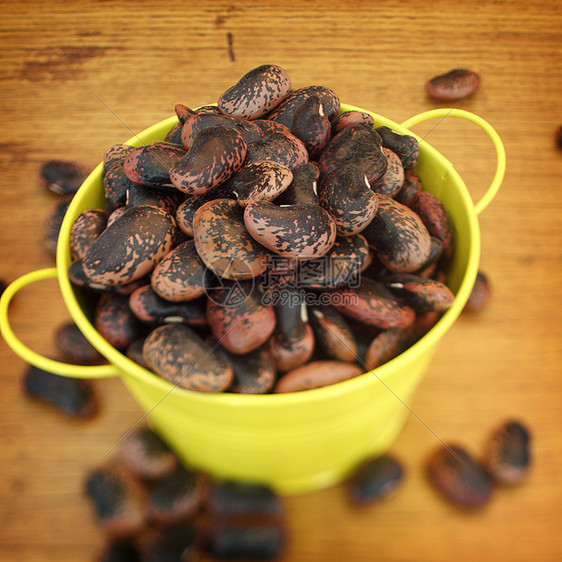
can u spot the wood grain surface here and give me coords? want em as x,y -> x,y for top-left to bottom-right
1,1 -> 561,560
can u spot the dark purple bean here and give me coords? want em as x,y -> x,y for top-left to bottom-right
365,328 -> 410,370
103,145 -> 135,172
54,321 -> 105,365
384,273 -> 455,314
181,113 -> 262,149
119,426 -> 179,480
208,523 -> 285,561
318,124 -> 387,186
216,345 -> 276,394
39,159 -> 89,195
102,164 -> 135,208
309,306 -> 358,363
143,323 -> 233,392
96,539 -> 140,562
296,234 -> 369,289
395,169 -> 423,206
84,464 -> 146,538
208,480 -> 283,520
148,466 -> 201,525
193,198 -> 269,280
22,364 -> 97,418
43,195 -> 73,256
175,192 -> 229,237
126,183 -> 185,214
348,455 -> 404,505
244,201 -> 336,259
95,293 -> 147,350
426,444 -> 493,509
126,337 -> 150,369
164,121 -> 183,145
70,208 -> 108,260
151,240 -> 209,302
253,118 -> 292,136
123,141 -> 186,185
331,110 -> 375,134
244,129 -> 309,169
331,277 -> 416,330
83,205 -> 176,286
218,64 -> 292,119
376,147 -> 404,198
267,288 -> 314,372
274,360 -> 362,393
267,85 -> 340,127
291,95 -> 331,158
206,282 -> 276,355
415,236 -> 444,278
174,103 -> 197,124
129,285 -> 208,326
361,194 -> 431,273
409,190 -> 454,259
171,126 -> 247,195
463,270 -> 491,312
375,126 -> 419,170
484,419 -> 531,485
317,163 -> 379,236
425,68 -> 481,100
223,160 -> 293,207
143,523 -> 199,562
274,162 -> 319,206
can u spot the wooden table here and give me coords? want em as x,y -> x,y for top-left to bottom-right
1,1 -> 561,560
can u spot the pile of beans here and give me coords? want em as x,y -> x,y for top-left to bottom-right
67,64 -> 457,394
85,425 -> 287,561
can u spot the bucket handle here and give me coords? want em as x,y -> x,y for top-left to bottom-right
0,267 -> 121,379
400,108 -> 506,215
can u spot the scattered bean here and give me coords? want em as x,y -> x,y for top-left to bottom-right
463,270 -> 491,312
426,444 -> 493,509
54,321 -> 105,365
84,464 -> 146,538
119,426 -> 179,480
483,419 -> 531,485
39,159 -> 89,195
22,364 -> 97,418
425,68 -> 481,101
347,455 -> 404,505
147,465 -> 201,524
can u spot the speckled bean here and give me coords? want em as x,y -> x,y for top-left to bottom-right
223,160 -> 293,206
244,201 -> 336,259
83,205 -> 176,286
142,323 -> 233,392
318,163 -> 379,236
193,198 -> 269,280
274,360 -> 362,393
170,125 -> 247,195
425,68 -> 481,101
70,208 -> 108,260
361,194 -> 431,273
309,306 -> 358,363
218,64 -> 292,120
319,124 -> 387,186
331,277 -> 416,329
206,282 -> 276,355
484,419 -> 531,485
426,444 -> 493,509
